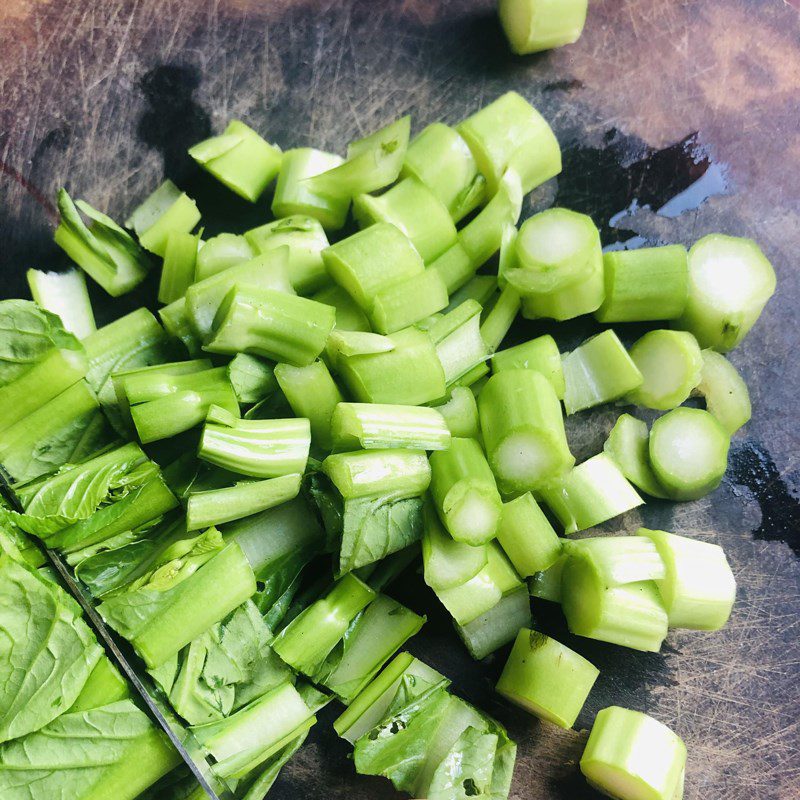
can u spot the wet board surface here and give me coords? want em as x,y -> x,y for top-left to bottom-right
1,1 -> 799,798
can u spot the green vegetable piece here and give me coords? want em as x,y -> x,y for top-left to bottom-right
429,300 -> 489,386
54,189 -> 151,296
564,536 -> 666,586
322,449 -> 431,499
305,116 -> 411,199
312,284 -> 371,333
497,492 -> 561,578
158,230 -> 200,304
528,553 -> 566,602
273,573 -> 376,675
127,179 -> 201,256
430,386 -> 481,440
626,330 -> 703,410
199,404 -> 310,478
245,215 -> 331,294
648,407 -> 730,500
457,91 -> 561,194
638,528 -> 735,630
194,232 -> 254,281
491,333 -> 565,398
479,369 -> 574,492
354,176 -> 458,263
480,284 -> 521,354
159,298 -> 202,356
604,414 -> 669,499
187,473 -> 302,530
205,285 -> 335,367
454,585 -> 531,660
499,0 -> 588,54
189,119 -> 282,202
674,233 -> 776,351
272,148 -> 350,231
27,268 -> 96,339
692,349 -> 751,434
70,656 -> 130,712
369,268 -> 449,334
539,453 -> 643,535
562,330 -> 643,415
595,245 -> 689,323
332,402 -> 451,451
402,122 -> 486,222
327,330 -> 393,369
228,353 -> 278,405
561,550 -> 668,652
429,437 -> 503,546
337,325 -> 446,406
580,706 -> 686,800
496,629 -> 598,728
275,360 -> 344,450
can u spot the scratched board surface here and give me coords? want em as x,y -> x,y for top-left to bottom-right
1,1 -> 799,798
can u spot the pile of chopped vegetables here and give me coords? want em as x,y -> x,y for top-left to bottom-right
0,72 -> 775,800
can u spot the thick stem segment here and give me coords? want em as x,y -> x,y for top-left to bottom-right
674,233 -> 776,351
563,536 -> 666,586
205,285 -> 335,367
455,585 -> 531,660
479,284 -> 521,354
496,629 -> 598,728
527,553 -> 566,602
692,349 -> 751,434
312,285 -> 371,333
369,268 -> 450,334
245,215 -> 331,294
337,326 -> 446,406
580,707 -> 687,800
27,268 -> 96,338
496,493 -> 561,578
159,299 -> 202,357
603,414 -> 669,499
429,300 -> 489,386
274,360 -> 344,450
271,148 -> 349,231
430,386 -> 481,440
194,233 -> 254,281
562,330 -> 643,415
186,473 -> 302,530
539,453 -> 643,535
626,330 -> 703,410
332,402 -> 451,451
199,405 -> 311,478
478,369 -> 574,492
499,0 -> 588,54
457,91 -> 562,194
637,528 -> 736,630
354,177 -> 457,264
126,180 -> 201,257
188,120 -> 282,202
648,407 -> 730,501
158,231 -> 199,304
429,437 -> 503,545
595,245 -> 688,323
322,449 -> 431,499
402,122 -> 486,222
490,334 -> 564,398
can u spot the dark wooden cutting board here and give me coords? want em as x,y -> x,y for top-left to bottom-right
1,1 -> 799,798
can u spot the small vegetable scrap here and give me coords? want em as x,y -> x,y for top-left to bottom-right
0,85 -> 775,800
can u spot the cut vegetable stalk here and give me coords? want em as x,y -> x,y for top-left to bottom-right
322,448 -> 431,499
126,179 -> 201,256
158,230 -> 200,304
158,299 -> 202,357
312,284 -> 371,333
369,268 -> 449,334
496,629 -> 598,728
539,453 -> 643,535
528,554 -> 566,602
205,285 -> 335,367
186,473 -> 302,530
563,536 -> 666,586
331,402 -> 451,451
430,386 -> 481,440
562,330 -> 643,415
595,245 -> 689,323
455,585 -> 531,660
27,268 -> 96,338
429,300 -> 489,386
480,284 -> 521,354
479,369 -> 574,492
188,119 -> 282,202
228,353 -> 278,405
648,407 -> 730,500
491,334 -> 565,398
692,349 -> 751,434
429,437 -> 503,545
194,233 -> 254,281
499,0 -> 588,54
199,405 -> 311,478
638,528 -> 736,630
604,414 -> 669,499
496,493 -> 562,577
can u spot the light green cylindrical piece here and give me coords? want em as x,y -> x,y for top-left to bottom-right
580,706 -> 686,800
457,92 -> 562,194
496,629 -> 598,728
496,493 -> 561,578
479,284 -> 521,354
158,231 -> 199,304
331,402 -> 451,451
674,233 -> 776,352
478,369 -> 574,492
430,386 -> 481,440
455,584 -> 531,660
194,233 -> 254,281
692,349 -> 751,434
402,122 -> 487,222
603,414 -> 668,499
595,245 -> 688,323
429,437 -> 503,546
27,268 -> 96,339
648,407 -> 730,501
369,268 -> 449,334
322,449 -> 431,499
272,148 -> 349,231
312,285 -> 371,333
491,334 -> 564,398
354,177 -> 458,263
499,0 -> 588,54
